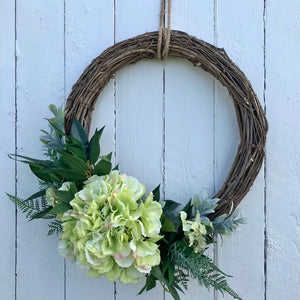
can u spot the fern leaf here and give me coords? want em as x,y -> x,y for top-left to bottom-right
48,219 -> 63,236
7,193 -> 52,221
170,242 -> 242,300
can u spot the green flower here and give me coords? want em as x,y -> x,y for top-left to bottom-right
45,187 -> 60,206
180,211 -> 207,253
58,171 -> 163,283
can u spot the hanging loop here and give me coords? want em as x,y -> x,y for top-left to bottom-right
157,0 -> 171,60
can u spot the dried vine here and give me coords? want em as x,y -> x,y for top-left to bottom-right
64,30 -> 268,217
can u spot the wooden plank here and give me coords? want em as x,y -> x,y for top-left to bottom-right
64,1 -> 115,299
215,1 -> 265,299
16,1 -> 65,299
265,1 -> 300,299
164,1 -> 215,299
0,1 -> 16,298
114,0 -> 164,299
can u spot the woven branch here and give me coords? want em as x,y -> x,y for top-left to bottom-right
64,30 -> 268,217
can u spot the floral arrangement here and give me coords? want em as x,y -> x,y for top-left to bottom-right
8,105 -> 246,300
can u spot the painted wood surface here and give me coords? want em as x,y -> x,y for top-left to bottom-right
0,1 -> 299,299
0,1 -> 15,298
215,1 -> 265,299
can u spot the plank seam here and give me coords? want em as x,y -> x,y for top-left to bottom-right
113,1 -> 117,299
162,69 -> 166,203
263,1 -> 268,299
63,2 -> 67,300
163,3 -> 166,299
213,1 -> 218,300
14,0 -> 18,299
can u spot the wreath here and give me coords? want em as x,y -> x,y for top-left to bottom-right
7,2 -> 267,300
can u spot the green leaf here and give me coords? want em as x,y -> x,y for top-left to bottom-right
29,165 -> 55,182
58,151 -> 89,173
162,259 -> 169,274
70,118 -> 89,153
24,189 -> 47,201
150,266 -> 166,284
68,182 -> 78,195
56,190 -> 74,204
138,275 -> 157,295
93,152 -> 112,176
152,185 -> 160,202
8,154 -> 54,168
167,284 -> 181,300
52,168 -> 87,181
145,275 -> 157,291
65,144 -> 87,162
112,163 -> 119,171
168,263 -> 175,284
161,214 -> 176,232
56,183 -> 77,204
67,136 -> 84,147
48,202 -> 71,215
182,198 -> 193,219
163,200 -> 181,215
89,127 -> 104,165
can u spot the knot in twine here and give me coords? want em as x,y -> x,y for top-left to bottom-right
157,0 -> 171,60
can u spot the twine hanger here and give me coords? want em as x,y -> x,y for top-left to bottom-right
157,0 -> 172,60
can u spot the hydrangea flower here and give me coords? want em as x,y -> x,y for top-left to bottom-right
58,171 -> 163,283
45,187 -> 60,206
180,211 -> 207,253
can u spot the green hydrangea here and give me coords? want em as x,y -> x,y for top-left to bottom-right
45,187 -> 60,206
180,211 -> 208,253
58,171 -> 163,283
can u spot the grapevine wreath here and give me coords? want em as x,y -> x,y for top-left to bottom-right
8,2 -> 267,300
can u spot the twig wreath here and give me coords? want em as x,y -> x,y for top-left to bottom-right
7,1 -> 267,299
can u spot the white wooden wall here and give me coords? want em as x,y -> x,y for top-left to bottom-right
1,1 -> 299,299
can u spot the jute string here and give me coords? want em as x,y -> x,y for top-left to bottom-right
157,0 -> 171,59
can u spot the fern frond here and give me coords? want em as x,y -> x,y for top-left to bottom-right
7,193 -> 52,221
48,219 -> 63,236
170,243 -> 242,300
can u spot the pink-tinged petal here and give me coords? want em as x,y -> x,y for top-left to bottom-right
133,252 -> 137,259
140,265 -> 151,271
105,223 -> 112,228
114,253 -> 124,260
